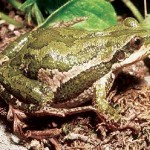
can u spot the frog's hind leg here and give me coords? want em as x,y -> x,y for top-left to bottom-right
0,86 -> 96,139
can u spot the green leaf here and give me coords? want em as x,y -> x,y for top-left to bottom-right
19,0 -> 36,11
19,0 -> 45,25
36,0 -> 68,15
31,3 -> 45,24
40,0 -> 117,31
19,0 -> 68,25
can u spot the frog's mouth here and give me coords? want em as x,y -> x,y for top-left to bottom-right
112,44 -> 150,71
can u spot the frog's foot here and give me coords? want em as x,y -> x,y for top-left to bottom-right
8,106 -> 63,139
24,128 -> 62,139
34,106 -> 121,130
19,106 -> 96,139
7,105 -> 28,138
22,106 -> 96,139
33,105 -> 97,117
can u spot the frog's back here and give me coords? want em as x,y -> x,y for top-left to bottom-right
10,25 -> 150,74
10,28 -> 102,72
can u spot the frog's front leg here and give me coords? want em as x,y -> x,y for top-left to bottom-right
94,71 -> 121,122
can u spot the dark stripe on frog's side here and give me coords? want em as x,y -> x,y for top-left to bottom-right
54,60 -> 112,102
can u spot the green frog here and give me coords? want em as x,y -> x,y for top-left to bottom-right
0,18 -> 150,138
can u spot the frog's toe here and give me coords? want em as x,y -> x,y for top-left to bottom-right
13,113 -> 27,139
24,128 -> 62,139
7,105 -> 27,121
7,105 -> 27,139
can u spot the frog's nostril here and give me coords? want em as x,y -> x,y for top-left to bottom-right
116,51 -> 125,62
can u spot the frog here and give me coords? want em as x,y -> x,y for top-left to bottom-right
0,17 -> 150,139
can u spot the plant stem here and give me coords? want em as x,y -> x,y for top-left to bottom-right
144,0 -> 147,17
7,0 -> 22,10
121,0 -> 144,22
0,12 -> 23,27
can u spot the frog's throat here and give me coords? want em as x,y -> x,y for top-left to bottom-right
112,45 -> 150,71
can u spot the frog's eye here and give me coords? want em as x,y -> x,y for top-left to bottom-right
130,36 -> 143,50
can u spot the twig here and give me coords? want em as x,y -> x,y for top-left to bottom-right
144,0 -> 147,17
64,133 -> 94,145
49,138 -> 61,150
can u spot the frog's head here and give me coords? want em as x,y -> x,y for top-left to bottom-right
103,17 -> 150,71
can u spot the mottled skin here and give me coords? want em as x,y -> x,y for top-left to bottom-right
0,18 -> 150,123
